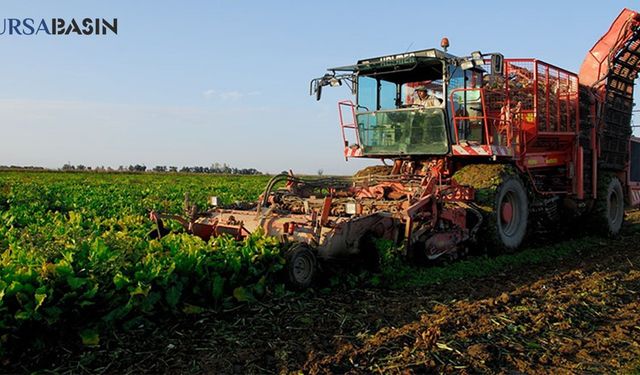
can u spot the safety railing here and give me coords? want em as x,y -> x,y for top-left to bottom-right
449,88 -> 519,155
338,100 -> 361,159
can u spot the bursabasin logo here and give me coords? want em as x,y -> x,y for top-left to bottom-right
0,18 -> 117,35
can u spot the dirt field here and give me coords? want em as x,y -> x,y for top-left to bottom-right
10,213 -> 640,374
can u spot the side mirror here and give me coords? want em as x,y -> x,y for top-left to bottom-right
310,72 -> 354,101
491,53 -> 504,75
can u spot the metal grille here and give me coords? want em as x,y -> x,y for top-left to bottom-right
536,62 -> 579,132
601,23 -> 640,169
505,61 -> 535,111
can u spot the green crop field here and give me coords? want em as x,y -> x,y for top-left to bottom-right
0,171 -> 287,350
1,171 -> 639,373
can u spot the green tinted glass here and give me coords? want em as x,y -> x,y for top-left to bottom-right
356,108 -> 448,155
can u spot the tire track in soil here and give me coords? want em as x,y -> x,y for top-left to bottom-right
304,263 -> 640,374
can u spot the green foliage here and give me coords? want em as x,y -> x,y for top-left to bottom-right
0,170 -> 607,361
79,329 -> 100,347
375,236 -> 598,289
0,171 -> 282,355
326,234 -> 600,291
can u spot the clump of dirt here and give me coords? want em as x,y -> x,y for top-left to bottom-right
353,165 -> 393,179
453,164 -> 515,189
453,163 -> 516,205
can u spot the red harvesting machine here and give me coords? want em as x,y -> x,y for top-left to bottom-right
152,9 -> 640,288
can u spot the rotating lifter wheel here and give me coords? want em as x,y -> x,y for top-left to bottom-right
285,243 -> 317,290
493,176 -> 529,252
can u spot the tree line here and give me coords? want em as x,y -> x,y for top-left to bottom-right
53,163 -> 261,175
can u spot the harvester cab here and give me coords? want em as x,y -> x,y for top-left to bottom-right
310,48 -> 506,162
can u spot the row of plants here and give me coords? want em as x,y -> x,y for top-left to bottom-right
0,171 -> 610,359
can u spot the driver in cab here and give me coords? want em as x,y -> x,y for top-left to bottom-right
413,86 -> 442,107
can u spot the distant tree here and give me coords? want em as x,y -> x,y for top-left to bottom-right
317,169 -> 324,176
128,164 -> 146,172
153,163 -> 264,175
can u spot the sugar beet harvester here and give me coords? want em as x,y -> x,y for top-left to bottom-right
151,9 -> 640,288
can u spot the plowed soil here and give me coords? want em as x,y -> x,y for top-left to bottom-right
9,213 -> 640,374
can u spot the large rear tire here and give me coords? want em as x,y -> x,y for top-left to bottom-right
592,174 -> 624,237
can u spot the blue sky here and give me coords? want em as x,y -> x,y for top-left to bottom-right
0,1 -> 638,174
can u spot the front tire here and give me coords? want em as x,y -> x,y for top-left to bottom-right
452,164 -> 528,254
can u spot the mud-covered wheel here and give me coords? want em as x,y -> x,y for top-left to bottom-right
285,244 -> 317,289
493,177 -> 529,251
593,174 -> 624,236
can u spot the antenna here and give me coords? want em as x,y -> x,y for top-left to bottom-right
405,41 -> 414,52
